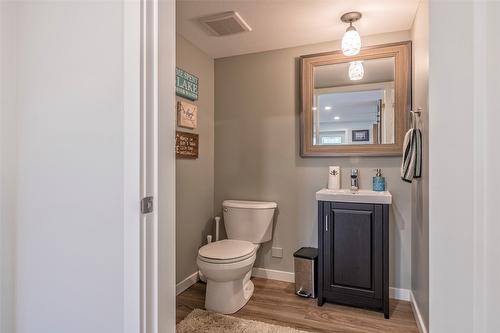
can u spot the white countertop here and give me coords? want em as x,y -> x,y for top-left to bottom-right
316,188 -> 392,205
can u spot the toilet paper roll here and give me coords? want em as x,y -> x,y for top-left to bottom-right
328,166 -> 340,190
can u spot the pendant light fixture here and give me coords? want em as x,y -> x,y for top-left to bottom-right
349,61 -> 364,80
341,12 -> 362,56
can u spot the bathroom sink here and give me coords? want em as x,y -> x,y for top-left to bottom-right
316,188 -> 392,205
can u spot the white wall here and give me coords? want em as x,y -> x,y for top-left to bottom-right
0,1 -> 18,332
3,1 -> 134,332
484,3 -> 500,331
429,0 -> 500,332
410,0 -> 429,330
158,0 -> 177,331
429,2 -> 473,331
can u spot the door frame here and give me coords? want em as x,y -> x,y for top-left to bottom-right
158,0 -> 177,332
123,0 -> 176,332
123,0 -> 142,332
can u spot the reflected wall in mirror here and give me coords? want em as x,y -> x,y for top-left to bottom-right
313,57 -> 395,145
301,42 -> 411,156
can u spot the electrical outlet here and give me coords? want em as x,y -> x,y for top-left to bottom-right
271,247 -> 283,258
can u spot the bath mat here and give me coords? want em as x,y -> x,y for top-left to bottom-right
177,309 -> 314,333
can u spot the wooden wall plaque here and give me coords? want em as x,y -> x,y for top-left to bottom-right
177,100 -> 198,129
176,131 -> 199,159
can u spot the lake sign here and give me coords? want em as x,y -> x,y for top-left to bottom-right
176,68 -> 198,101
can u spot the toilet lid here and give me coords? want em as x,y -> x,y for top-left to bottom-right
198,239 -> 256,261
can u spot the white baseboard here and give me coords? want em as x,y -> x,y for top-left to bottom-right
178,268 -> 413,305
176,271 -> 199,296
389,287 -> 410,301
252,267 -> 411,302
251,267 -> 295,283
410,291 -> 428,333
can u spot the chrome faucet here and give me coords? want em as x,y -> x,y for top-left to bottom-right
351,169 -> 359,192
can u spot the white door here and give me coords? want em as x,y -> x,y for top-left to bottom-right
0,0 -> 176,332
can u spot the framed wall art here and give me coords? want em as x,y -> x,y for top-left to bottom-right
352,129 -> 370,142
177,101 -> 198,129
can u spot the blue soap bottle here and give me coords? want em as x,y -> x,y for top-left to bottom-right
373,168 -> 386,192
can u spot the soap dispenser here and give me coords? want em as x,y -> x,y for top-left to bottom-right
373,168 -> 386,192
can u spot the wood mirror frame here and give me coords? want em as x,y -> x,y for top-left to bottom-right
300,41 -> 411,157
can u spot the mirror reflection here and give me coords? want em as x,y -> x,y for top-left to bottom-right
312,57 -> 395,145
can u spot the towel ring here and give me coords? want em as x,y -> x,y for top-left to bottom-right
409,108 -> 423,129
410,108 -> 423,116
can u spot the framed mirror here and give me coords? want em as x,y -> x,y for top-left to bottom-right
300,41 -> 411,156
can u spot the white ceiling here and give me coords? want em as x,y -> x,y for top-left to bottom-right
176,0 -> 420,58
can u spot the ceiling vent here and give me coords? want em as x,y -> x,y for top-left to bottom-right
199,11 -> 252,36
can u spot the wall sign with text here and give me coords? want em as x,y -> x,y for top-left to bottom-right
176,131 -> 199,159
176,68 -> 199,101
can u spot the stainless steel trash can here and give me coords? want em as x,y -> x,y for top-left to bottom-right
293,247 -> 318,298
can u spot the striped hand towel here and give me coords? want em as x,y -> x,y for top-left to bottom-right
401,128 -> 422,183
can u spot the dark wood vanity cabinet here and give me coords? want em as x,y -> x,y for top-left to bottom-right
317,201 -> 390,319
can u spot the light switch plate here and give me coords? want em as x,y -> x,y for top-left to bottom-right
271,247 -> 283,258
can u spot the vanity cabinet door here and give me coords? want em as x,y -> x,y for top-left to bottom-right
323,202 -> 383,301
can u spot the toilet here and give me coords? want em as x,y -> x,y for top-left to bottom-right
197,200 -> 277,314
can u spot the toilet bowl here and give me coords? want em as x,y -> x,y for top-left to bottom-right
197,239 -> 258,314
197,200 -> 277,314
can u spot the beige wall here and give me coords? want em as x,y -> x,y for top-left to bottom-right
411,0 -> 429,329
214,31 -> 413,290
176,35 -> 214,283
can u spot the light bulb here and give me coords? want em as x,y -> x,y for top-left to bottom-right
342,26 -> 361,56
349,61 -> 364,80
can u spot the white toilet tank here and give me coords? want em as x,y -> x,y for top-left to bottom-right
222,200 -> 277,244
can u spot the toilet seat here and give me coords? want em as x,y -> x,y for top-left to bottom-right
198,239 -> 257,264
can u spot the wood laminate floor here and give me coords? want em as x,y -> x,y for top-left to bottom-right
177,278 -> 419,333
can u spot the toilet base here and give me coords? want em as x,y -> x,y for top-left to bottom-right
205,270 -> 254,314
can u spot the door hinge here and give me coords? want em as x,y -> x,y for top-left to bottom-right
141,196 -> 154,214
